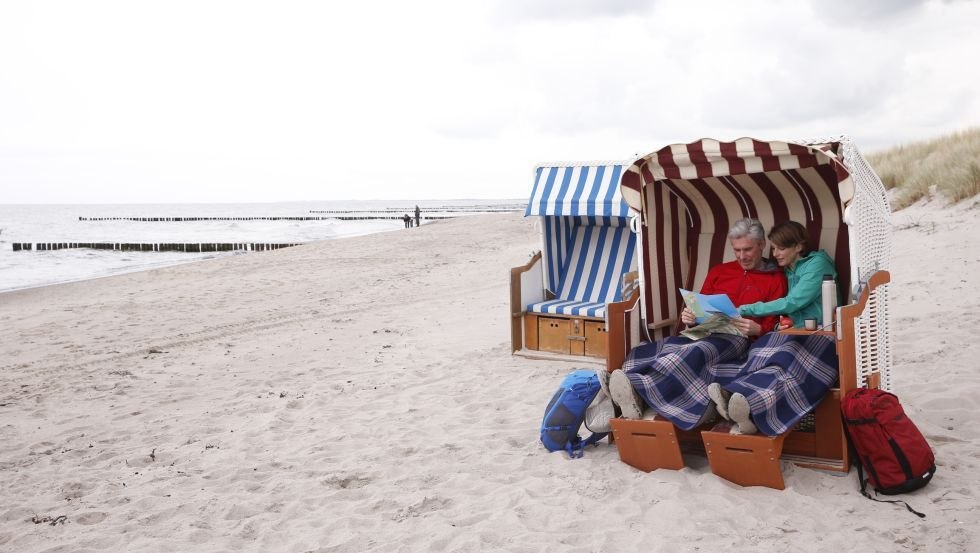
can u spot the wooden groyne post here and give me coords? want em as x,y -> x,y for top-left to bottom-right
11,243 -> 302,252
76,215 -> 459,222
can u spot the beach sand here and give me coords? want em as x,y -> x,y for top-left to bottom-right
1,203 -> 978,552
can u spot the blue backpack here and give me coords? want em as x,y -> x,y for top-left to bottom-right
540,369 -> 613,458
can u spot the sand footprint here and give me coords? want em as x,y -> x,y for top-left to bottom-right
74,512 -> 108,525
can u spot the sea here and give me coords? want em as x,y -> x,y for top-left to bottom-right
0,200 -> 525,293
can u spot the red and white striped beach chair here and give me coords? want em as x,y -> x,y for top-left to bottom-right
510,163 -> 642,369
609,137 -> 893,488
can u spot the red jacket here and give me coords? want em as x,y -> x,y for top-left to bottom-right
700,260 -> 787,334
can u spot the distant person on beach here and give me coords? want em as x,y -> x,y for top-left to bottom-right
414,205 -> 421,227
403,214 -> 411,228
606,218 -> 786,429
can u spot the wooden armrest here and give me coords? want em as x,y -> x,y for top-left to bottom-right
835,269 -> 890,394
510,251 -> 542,353
648,318 -> 678,331
510,250 -> 542,276
608,287 -> 640,310
778,329 -> 835,337
838,269 -> 890,323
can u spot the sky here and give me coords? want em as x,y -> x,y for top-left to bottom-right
1,0 -> 978,204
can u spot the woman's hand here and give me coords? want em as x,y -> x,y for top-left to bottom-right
681,307 -> 697,327
732,317 -> 762,336
777,316 -> 793,331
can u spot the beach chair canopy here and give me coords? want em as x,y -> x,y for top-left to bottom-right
524,163 -> 638,319
618,136 -> 892,384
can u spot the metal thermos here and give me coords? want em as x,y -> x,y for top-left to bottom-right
821,274 -> 836,330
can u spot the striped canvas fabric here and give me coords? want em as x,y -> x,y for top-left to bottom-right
619,138 -> 855,340
527,220 -> 637,319
525,164 -> 631,218
525,162 -> 637,320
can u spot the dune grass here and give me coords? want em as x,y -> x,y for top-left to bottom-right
867,127 -> 980,210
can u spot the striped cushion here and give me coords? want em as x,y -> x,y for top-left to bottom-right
527,299 -> 609,319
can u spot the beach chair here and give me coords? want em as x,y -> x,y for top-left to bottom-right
608,137 -> 892,488
510,163 -> 642,370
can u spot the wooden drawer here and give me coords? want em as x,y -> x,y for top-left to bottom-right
533,315 -> 606,357
584,320 -> 607,358
537,316 -> 578,354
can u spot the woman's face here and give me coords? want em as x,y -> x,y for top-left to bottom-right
772,242 -> 804,268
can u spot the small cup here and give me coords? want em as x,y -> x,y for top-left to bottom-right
804,318 -> 817,331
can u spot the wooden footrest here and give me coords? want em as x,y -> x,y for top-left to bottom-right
610,416 -> 687,472
701,423 -> 789,490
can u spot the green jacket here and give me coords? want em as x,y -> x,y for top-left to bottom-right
738,250 -> 838,329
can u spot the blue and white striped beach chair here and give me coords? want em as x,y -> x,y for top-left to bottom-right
510,163 -> 641,368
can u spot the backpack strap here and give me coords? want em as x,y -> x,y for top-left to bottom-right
568,432 -> 608,459
854,460 -> 926,518
844,422 -> 926,518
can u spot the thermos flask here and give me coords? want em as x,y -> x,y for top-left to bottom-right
821,274 -> 836,330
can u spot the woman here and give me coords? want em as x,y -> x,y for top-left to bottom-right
708,221 -> 841,435
738,220 -> 838,329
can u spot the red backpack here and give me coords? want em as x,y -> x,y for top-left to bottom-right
841,388 -> 936,517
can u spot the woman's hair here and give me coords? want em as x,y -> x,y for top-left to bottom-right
768,221 -> 812,255
727,218 -> 766,244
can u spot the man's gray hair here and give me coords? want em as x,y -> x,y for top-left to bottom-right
727,218 -> 766,244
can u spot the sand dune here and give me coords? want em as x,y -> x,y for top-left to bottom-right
1,204 -> 978,552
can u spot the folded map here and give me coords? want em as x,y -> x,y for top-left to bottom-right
678,289 -> 744,340
678,289 -> 739,323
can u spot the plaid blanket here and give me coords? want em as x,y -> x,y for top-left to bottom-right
622,334 -> 750,430
711,333 -> 839,436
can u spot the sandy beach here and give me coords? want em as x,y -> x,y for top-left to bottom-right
1,203 -> 979,552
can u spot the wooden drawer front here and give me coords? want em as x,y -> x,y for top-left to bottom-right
538,317 -> 571,354
537,316 -> 589,355
584,321 -> 607,358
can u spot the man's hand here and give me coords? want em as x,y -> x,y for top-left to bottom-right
732,317 -> 762,336
681,307 -> 697,327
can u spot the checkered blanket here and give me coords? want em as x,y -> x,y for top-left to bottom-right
711,333 -> 839,436
622,334 -> 750,430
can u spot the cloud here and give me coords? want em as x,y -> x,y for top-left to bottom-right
493,0 -> 658,22
0,0 -> 978,202
807,0 -> 926,26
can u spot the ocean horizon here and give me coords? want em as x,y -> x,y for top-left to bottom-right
0,199 -> 524,293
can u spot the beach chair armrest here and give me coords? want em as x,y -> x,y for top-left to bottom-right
606,288 -> 641,371
510,251 -> 543,351
836,269 -> 890,393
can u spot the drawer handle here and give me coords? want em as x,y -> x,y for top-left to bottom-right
568,336 -> 586,342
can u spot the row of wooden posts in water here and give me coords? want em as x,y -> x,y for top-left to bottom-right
12,242 -> 300,252
307,206 -> 524,214
76,215 -> 457,222
13,209 -> 521,252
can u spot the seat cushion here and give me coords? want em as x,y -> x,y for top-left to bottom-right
526,299 -> 607,319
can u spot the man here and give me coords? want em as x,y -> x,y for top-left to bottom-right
607,218 -> 786,429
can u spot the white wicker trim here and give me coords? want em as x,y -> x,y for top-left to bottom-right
799,135 -> 893,391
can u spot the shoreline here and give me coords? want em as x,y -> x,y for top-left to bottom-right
0,224 -> 412,296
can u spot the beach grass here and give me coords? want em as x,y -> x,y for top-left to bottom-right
867,127 -> 980,210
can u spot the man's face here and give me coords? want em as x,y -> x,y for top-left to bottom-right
731,236 -> 765,271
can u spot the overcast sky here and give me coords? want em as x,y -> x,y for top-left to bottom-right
1,0 -> 978,204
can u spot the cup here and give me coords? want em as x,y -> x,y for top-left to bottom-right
804,318 -> 817,331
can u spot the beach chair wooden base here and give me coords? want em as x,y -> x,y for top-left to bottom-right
529,314 -> 608,358
610,416 -> 706,472
781,388 -> 846,472
701,423 -> 788,490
